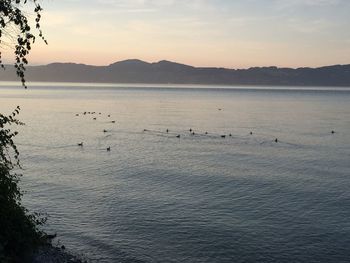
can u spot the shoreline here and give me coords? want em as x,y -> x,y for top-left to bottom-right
30,244 -> 87,263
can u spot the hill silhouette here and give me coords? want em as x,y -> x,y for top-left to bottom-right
1,59 -> 350,86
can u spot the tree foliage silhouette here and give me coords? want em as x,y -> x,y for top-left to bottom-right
1,1 -> 47,262
0,108 -> 46,262
0,0 -> 47,88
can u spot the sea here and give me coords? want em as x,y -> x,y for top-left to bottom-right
0,82 -> 350,263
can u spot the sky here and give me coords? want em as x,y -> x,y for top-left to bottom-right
2,0 -> 350,68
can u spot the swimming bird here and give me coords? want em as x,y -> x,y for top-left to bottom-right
331,130 -> 335,134
78,142 -> 83,146
250,131 -> 253,135
176,135 -> 180,138
143,129 -> 148,132
111,121 -> 116,123
93,118 -> 96,120
107,147 -> 111,151
166,129 -> 169,133
221,135 -> 226,138
229,134 -> 232,137
83,112 -> 87,115
275,138 -> 278,143
75,114 -> 79,116
108,115 -> 111,117
205,132 -> 208,135
103,129 -> 107,133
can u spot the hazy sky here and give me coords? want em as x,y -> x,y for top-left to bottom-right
3,0 -> 350,68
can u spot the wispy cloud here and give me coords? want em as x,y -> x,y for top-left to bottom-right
287,18 -> 335,33
274,0 -> 342,9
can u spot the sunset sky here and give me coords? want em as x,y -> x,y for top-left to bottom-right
3,0 -> 350,68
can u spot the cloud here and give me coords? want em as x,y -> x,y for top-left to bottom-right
95,0 -> 175,9
287,18 -> 335,34
274,0 -> 342,9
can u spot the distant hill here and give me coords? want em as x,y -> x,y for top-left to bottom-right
1,59 -> 350,86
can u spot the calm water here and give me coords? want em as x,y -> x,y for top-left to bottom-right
1,83 -> 350,263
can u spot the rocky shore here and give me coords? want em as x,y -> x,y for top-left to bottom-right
30,245 -> 87,263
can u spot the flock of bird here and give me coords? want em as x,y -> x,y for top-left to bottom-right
74,109 -> 337,152
142,128 -> 336,142
75,111 -> 114,151
144,128 -> 239,139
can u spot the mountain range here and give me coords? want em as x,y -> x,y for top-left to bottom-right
1,59 -> 350,87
